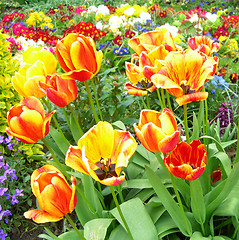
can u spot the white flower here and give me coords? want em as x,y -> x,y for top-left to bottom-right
189,14 -> 199,23
139,12 -> 151,24
108,15 -> 123,31
87,6 -> 97,13
159,23 -> 179,38
205,12 -> 218,22
96,21 -> 103,30
124,7 -> 135,17
96,5 -> 110,16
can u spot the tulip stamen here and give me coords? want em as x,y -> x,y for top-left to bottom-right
94,158 -> 117,180
190,164 -> 196,170
136,80 -> 153,90
180,81 -> 196,95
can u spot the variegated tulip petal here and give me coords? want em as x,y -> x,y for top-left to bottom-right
69,176 -> 77,213
24,209 -> 63,224
138,109 -> 161,128
158,131 -> 180,153
176,92 -> 208,106
100,173 -> 125,186
125,83 -> 147,96
65,145 -> 89,175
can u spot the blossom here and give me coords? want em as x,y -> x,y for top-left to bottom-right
56,33 -> 103,81
164,140 -> 207,180
24,165 -> 77,223
151,49 -> 218,106
6,97 -> 54,144
38,73 -> 78,107
65,121 -> 137,186
133,109 -> 180,153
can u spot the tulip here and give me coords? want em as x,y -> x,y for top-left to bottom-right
187,36 -> 220,57
164,140 -> 207,181
24,165 -> 77,223
128,29 -> 179,56
133,109 -> 180,153
11,47 -> 57,98
151,49 -> 218,106
6,96 -> 54,144
65,121 -> 137,186
56,33 -> 103,81
38,73 -> 78,107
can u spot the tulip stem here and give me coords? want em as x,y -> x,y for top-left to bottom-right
84,81 -> 100,123
68,104 -> 84,137
141,97 -> 148,109
65,213 -> 86,240
183,104 -> 190,143
117,184 -> 124,204
160,88 -> 166,109
156,88 -> 164,111
170,173 -> 191,237
62,107 -> 71,130
91,78 -> 103,121
42,138 -> 70,179
42,98 -> 69,147
166,91 -> 172,111
155,152 -> 168,173
110,186 -> 134,240
146,94 -> 150,109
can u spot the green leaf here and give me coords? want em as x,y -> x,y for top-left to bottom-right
38,234 -> 54,240
84,218 -> 113,240
58,230 -> 83,239
83,175 -> 103,216
109,225 -> 130,240
122,179 -> 152,189
221,123 -> 231,142
191,112 -> 199,141
146,166 -> 192,237
74,185 -> 97,226
205,163 -> 239,219
49,126 -> 70,155
213,152 -> 231,179
190,179 -> 206,225
112,121 -> 126,131
70,113 -> 82,144
110,198 -> 158,240
190,231 -> 212,240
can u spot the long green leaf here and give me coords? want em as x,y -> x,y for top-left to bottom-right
58,230 -> 83,239
213,152 -> 231,178
49,126 -> 70,155
110,198 -> 158,240
146,166 -> 192,237
84,218 -> 113,240
191,112 -> 199,141
190,179 -> 206,225
70,113 -> 82,144
108,225 -> 130,240
206,163 -> 239,219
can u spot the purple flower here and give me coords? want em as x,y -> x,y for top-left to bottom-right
0,136 -> 4,144
4,136 -> 12,144
0,188 -> 8,197
0,176 -> 7,185
0,228 -> 7,240
15,189 -> 24,197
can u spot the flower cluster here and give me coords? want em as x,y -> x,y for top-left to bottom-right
216,102 -> 233,134
0,136 -> 24,240
26,11 -> 54,29
206,75 -> 229,97
6,37 -> 22,55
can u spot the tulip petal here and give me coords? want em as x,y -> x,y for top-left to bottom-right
69,176 -> 77,213
100,173 -> 125,186
65,145 -> 89,175
176,92 -> 208,106
61,69 -> 93,81
24,209 -> 62,223
158,131 -> 180,153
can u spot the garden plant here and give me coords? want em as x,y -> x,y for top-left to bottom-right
0,0 -> 239,239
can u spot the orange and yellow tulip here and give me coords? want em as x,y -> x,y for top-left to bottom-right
12,47 -> 57,98
56,33 -> 103,81
125,45 -> 169,96
133,109 -> 179,153
38,73 -> 78,107
65,121 -> 137,186
6,96 -> 54,144
24,165 -> 77,223
128,29 -> 179,56
187,36 -> 220,57
151,49 -> 218,106
164,140 -> 207,180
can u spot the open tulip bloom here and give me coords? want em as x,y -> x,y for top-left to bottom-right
151,49 -> 218,106
164,140 -> 207,180
24,165 -> 77,223
65,121 -> 137,186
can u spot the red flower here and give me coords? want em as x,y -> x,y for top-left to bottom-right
164,140 -> 207,180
